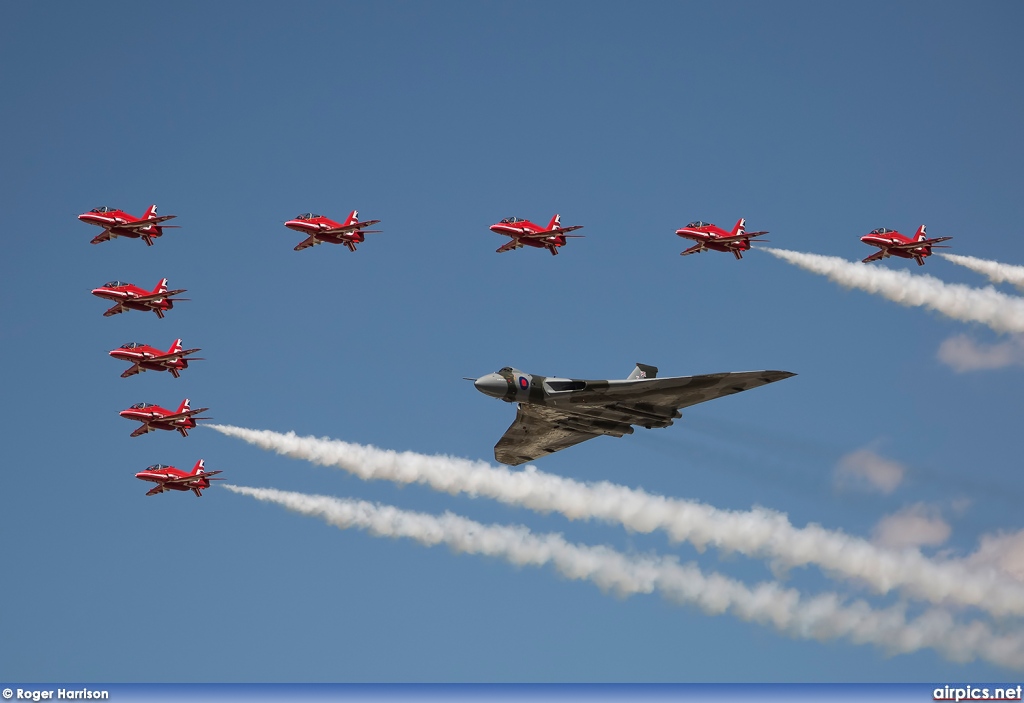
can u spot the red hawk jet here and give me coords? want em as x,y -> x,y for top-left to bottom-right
91,278 -> 188,319
135,459 -> 222,497
490,214 -> 584,255
860,225 -> 952,265
109,338 -> 203,379
284,210 -> 382,251
675,219 -> 769,260
119,399 -> 211,438
77,205 -> 178,246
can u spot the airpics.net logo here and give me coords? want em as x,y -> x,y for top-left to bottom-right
934,685 -> 1023,701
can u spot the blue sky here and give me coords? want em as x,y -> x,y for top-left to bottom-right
2,0 -> 1024,682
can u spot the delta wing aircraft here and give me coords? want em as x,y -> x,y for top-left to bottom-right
91,278 -> 188,319
473,363 -> 795,465
675,218 -> 768,259
860,225 -> 952,265
284,210 -> 382,251
109,338 -> 203,379
119,399 -> 211,437
77,205 -> 178,246
135,459 -> 222,497
490,215 -> 584,255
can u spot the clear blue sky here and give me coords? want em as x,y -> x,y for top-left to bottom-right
2,0 -> 1023,682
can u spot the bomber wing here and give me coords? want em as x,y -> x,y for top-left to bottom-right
565,370 -> 795,410
495,404 -> 609,466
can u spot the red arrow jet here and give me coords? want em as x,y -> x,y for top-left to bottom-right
675,219 -> 769,260
91,278 -> 188,319
135,459 -> 222,497
77,205 -> 178,246
119,398 -> 211,438
109,338 -> 203,379
490,215 -> 584,255
860,225 -> 952,265
284,210 -> 382,251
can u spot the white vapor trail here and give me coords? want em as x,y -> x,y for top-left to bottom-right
224,484 -> 1024,670
208,424 -> 1024,617
940,253 -> 1024,293
762,248 -> 1024,334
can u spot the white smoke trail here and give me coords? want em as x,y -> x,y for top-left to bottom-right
940,253 -> 1024,293
762,248 -> 1024,334
208,424 -> 1024,617
224,484 -> 1024,670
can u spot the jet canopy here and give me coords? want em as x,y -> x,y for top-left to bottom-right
500,217 -> 526,224
90,206 -> 116,213
147,464 -> 171,471
686,221 -> 712,228
102,280 -> 129,288
869,228 -> 896,235
120,342 -> 142,349
295,213 -> 323,220
130,402 -> 156,409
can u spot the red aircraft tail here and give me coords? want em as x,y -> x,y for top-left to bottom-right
143,204 -> 159,220
546,214 -> 562,231
190,458 -> 206,475
344,210 -> 359,226
913,225 -> 928,242
731,218 -> 746,237
153,278 -> 169,295
176,398 -> 191,414
169,338 -> 183,355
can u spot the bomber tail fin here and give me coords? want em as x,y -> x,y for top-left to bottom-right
627,363 -> 659,380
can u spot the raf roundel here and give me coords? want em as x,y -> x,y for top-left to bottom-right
519,376 -> 529,390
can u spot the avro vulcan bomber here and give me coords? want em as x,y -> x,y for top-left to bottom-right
473,363 -> 795,465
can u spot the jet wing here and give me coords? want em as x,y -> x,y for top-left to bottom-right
130,424 -> 152,437
861,249 -> 888,263
91,230 -> 114,244
520,225 -> 584,240
159,407 -> 210,422
714,231 -> 769,244
890,237 -> 953,249
153,348 -> 202,362
163,470 -> 223,486
494,404 -> 604,466
322,219 -> 382,234
118,216 -> 177,229
145,485 -> 166,496
496,240 -> 523,253
121,364 -> 142,378
294,235 -> 320,251
103,304 -> 127,317
131,289 -> 188,302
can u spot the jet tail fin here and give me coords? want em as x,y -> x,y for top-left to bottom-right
176,398 -> 191,414
731,218 -> 746,237
547,214 -> 561,231
169,338 -> 183,354
914,225 -> 928,242
627,363 -> 659,380
143,204 -> 158,220
153,278 -> 169,295
344,209 -> 359,226
191,458 -> 205,475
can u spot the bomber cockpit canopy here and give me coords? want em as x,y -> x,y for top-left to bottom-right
120,342 -> 142,349
295,213 -> 322,220
130,402 -> 156,409
103,280 -> 128,288
869,228 -> 896,235
90,206 -> 116,213
500,217 -> 525,224
686,221 -> 712,228
147,464 -> 171,471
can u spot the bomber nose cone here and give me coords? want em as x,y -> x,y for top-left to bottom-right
474,373 -> 507,398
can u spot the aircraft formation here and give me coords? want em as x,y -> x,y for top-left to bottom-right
79,203 -> 954,486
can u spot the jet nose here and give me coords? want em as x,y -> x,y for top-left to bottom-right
474,373 -> 508,399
